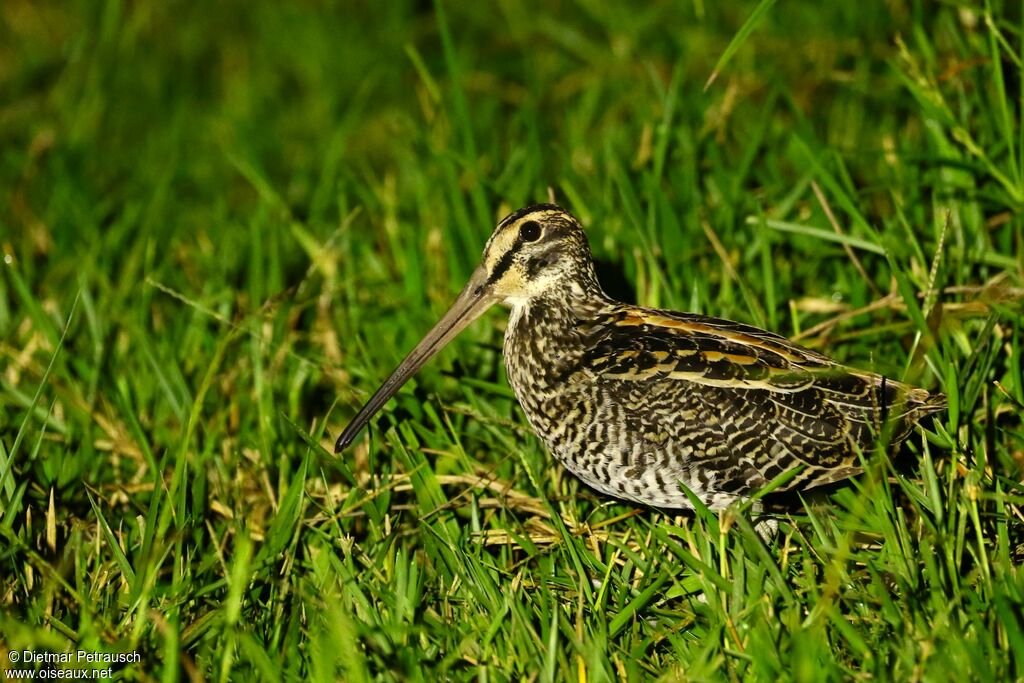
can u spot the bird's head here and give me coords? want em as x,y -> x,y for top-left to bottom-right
334,203 -> 595,452
478,204 -> 595,305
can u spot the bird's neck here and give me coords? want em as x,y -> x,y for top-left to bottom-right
505,277 -> 613,362
517,277 -> 611,324
502,282 -> 613,421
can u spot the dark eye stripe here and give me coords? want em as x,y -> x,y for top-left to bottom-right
487,247 -> 516,284
487,221 -> 542,284
486,214 -> 555,284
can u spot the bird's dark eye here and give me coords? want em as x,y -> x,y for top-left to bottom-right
519,220 -> 541,242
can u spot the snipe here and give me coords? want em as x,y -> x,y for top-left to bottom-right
335,205 -> 945,512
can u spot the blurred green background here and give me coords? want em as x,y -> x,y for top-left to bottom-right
1,0 -> 1022,680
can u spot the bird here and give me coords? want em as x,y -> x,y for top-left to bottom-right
334,204 -> 946,514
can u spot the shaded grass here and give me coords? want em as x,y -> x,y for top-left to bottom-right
1,0 -> 1023,680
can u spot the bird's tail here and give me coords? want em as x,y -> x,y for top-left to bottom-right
908,387 -> 947,416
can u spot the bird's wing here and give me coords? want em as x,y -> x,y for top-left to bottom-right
580,307 -> 832,392
579,307 -> 932,424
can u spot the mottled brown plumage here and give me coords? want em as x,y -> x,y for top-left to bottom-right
335,204 -> 945,511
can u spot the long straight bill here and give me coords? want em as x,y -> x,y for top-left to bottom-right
334,266 -> 494,452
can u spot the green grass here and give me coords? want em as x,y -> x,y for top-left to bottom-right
2,0 -> 1023,680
